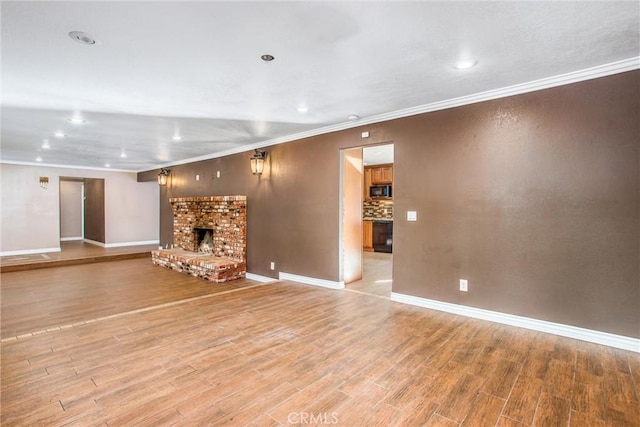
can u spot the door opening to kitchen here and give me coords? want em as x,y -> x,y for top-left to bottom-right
339,143 -> 394,298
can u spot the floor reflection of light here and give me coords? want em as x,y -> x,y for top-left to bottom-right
375,279 -> 393,283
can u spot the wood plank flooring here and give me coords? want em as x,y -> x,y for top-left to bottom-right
1,258 -> 639,426
0,241 -> 159,272
346,251 -> 392,298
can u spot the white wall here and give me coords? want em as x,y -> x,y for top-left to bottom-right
0,163 -> 159,255
60,180 -> 83,240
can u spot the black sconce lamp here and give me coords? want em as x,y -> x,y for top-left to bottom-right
250,149 -> 266,175
157,168 -> 171,185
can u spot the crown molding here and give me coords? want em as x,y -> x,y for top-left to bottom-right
145,56 -> 639,172
0,160 -> 135,173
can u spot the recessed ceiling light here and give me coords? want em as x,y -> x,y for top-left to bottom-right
261,54 -> 275,62
172,135 -> 182,141
42,140 -> 51,149
120,152 -> 127,158
68,117 -> 86,124
69,31 -> 96,45
297,106 -> 308,113
105,163 -> 110,168
35,156 -> 42,162
454,59 -> 478,70
348,114 -> 360,121
54,132 -> 65,138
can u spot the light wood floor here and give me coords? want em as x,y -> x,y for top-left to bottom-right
0,241 -> 158,272
347,251 -> 393,298
1,259 -> 639,426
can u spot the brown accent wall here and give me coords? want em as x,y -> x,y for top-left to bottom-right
141,71 -> 639,338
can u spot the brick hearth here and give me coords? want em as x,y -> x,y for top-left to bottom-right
152,195 -> 247,282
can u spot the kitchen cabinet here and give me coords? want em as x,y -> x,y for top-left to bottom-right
364,164 -> 393,199
363,167 -> 372,200
371,165 -> 393,185
363,220 -> 373,252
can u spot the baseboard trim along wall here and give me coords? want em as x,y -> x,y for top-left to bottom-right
390,292 -> 640,353
246,273 -> 278,283
104,240 -> 159,248
279,272 -> 345,290
60,237 -> 83,242
84,239 -> 159,248
0,247 -> 61,257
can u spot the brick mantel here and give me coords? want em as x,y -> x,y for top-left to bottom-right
170,195 -> 246,262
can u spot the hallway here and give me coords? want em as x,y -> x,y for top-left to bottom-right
347,252 -> 392,298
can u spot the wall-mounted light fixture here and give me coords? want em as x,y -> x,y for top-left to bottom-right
250,149 -> 266,175
157,168 -> 171,185
39,177 -> 49,189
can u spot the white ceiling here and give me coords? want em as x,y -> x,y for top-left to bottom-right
1,1 -> 638,172
363,144 -> 394,166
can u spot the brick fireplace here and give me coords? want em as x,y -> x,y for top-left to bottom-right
152,195 -> 247,282
171,195 -> 246,260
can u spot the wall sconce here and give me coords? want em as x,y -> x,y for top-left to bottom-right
39,177 -> 49,189
157,168 -> 171,186
250,149 -> 266,175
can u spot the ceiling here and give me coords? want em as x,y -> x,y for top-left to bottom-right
363,144 -> 394,166
1,2 -> 638,172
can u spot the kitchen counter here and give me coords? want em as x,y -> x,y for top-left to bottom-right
363,217 -> 393,221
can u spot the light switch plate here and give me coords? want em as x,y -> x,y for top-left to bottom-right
361,131 -> 369,138
216,171 -> 221,178
407,211 -> 417,221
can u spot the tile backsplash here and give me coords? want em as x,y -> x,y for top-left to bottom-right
363,200 -> 393,220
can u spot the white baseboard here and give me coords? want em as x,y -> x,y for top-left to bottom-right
390,292 -> 640,353
60,237 -> 83,242
246,273 -> 278,283
0,247 -> 61,257
84,239 -> 159,248
104,240 -> 159,248
279,272 -> 345,290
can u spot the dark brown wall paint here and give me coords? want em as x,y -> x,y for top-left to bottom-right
141,71 -> 639,338
83,178 -> 105,243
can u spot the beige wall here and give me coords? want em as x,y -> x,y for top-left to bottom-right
141,71 -> 639,338
1,163 -> 159,253
59,180 -> 83,239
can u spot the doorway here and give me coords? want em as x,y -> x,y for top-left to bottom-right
59,178 -> 84,242
59,177 -> 105,248
340,143 -> 394,297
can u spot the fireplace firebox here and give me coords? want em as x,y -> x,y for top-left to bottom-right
194,227 -> 214,254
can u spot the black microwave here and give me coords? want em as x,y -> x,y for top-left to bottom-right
370,185 -> 392,198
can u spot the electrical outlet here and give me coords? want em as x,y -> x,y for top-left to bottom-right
216,171 -> 221,178
270,261 -> 275,270
459,279 -> 468,292
196,174 -> 200,181
361,131 -> 369,138
407,211 -> 417,221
